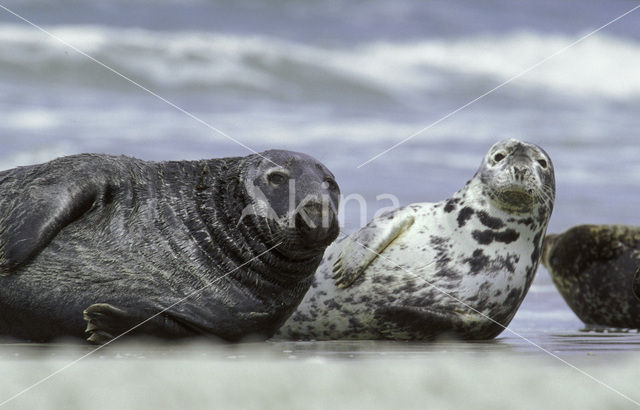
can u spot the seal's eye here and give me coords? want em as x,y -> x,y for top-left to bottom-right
493,153 -> 505,163
537,159 -> 548,169
323,178 -> 339,191
267,172 -> 288,186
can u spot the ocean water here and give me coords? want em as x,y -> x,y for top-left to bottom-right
0,0 -> 640,408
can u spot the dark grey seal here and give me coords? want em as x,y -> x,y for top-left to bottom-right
0,150 -> 340,343
542,225 -> 640,329
634,268 -> 640,301
276,139 -> 555,341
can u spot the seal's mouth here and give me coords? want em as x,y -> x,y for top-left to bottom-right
492,184 -> 534,213
292,200 -> 339,249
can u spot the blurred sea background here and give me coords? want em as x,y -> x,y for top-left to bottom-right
0,0 -> 639,408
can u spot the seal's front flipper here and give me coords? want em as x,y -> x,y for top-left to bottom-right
374,305 -> 498,340
83,302 -> 203,344
83,301 -> 246,344
333,209 -> 414,288
83,303 -> 133,344
0,180 -> 104,274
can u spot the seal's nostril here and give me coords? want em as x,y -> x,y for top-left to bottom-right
513,166 -> 530,182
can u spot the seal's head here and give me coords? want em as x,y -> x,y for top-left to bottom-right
478,138 -> 555,216
542,225 -> 624,280
540,225 -> 640,328
242,149 -> 340,251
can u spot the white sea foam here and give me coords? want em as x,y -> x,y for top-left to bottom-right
0,343 -> 638,410
0,24 -> 639,99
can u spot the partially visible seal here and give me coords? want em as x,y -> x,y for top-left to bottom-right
634,268 -> 640,301
276,139 -> 555,341
542,225 -> 640,329
0,150 -> 340,343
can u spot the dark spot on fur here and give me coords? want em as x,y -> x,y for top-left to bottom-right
430,236 -> 447,246
430,236 -> 452,268
348,317 -> 363,328
504,288 -> 521,307
472,229 -> 520,245
399,281 -> 418,293
437,255 -> 451,268
323,299 -> 341,309
499,254 -> 520,273
358,295 -> 371,304
472,230 -> 493,245
444,198 -> 460,213
457,206 -> 475,227
292,313 -> 309,322
375,275 -> 395,284
476,211 -> 504,230
464,249 -> 489,274
436,268 -> 461,280
518,217 -> 534,226
530,231 -> 543,262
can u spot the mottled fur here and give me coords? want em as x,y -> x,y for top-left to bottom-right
542,225 -> 640,329
0,150 -> 340,343
276,139 -> 555,341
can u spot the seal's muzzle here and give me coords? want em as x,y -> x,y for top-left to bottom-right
295,198 -> 339,247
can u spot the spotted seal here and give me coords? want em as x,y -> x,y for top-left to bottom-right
276,139 -> 555,340
0,150 -> 340,343
542,225 -> 640,329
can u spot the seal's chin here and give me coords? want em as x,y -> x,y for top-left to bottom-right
491,184 -> 534,214
294,210 -> 340,249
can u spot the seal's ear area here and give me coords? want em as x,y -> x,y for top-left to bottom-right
374,305 -> 496,340
0,183 -> 100,274
532,144 -> 554,170
333,209 -> 415,288
633,268 -> 640,301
